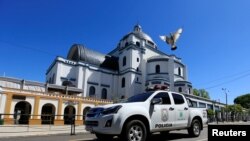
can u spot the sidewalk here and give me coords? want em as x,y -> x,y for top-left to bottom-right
0,125 -> 88,138
1,121 -> 249,138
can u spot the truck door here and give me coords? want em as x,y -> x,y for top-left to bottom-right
172,93 -> 189,128
150,92 -> 175,132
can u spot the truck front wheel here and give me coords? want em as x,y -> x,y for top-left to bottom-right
122,120 -> 147,141
188,119 -> 201,137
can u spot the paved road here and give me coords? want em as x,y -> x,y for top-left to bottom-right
0,128 -> 208,141
1,122 -> 250,141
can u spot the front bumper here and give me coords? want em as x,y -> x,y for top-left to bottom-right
85,114 -> 122,135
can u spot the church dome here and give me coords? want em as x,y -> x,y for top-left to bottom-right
67,44 -> 119,70
121,24 -> 157,48
67,44 -> 105,65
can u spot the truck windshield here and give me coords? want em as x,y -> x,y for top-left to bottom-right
124,92 -> 154,103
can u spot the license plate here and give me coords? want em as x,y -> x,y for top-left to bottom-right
86,126 -> 93,132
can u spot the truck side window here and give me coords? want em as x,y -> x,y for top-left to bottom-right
186,98 -> 193,107
172,93 -> 185,104
153,92 -> 171,104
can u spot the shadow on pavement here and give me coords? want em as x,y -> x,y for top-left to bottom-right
75,132 -> 193,141
148,132 -> 193,141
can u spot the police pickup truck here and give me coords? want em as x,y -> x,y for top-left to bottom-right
85,90 -> 207,141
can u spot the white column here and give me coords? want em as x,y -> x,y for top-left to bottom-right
76,66 -> 83,89
55,62 -> 62,85
0,89 -> 7,114
82,68 -> 88,97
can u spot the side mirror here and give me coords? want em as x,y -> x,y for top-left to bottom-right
151,98 -> 162,105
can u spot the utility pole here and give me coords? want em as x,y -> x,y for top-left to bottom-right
222,88 -> 228,122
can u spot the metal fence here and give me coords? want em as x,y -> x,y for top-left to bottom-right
0,113 -> 85,125
0,113 -> 87,136
207,114 -> 250,123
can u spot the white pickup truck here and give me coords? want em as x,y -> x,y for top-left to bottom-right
85,90 -> 207,141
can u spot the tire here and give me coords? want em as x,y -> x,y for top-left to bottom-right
188,119 -> 201,137
122,120 -> 147,141
95,133 -> 113,141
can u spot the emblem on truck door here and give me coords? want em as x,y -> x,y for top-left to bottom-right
161,108 -> 168,122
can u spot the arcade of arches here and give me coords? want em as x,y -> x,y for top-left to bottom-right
1,89 -> 111,125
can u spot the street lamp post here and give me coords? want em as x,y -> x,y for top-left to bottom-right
222,88 -> 228,122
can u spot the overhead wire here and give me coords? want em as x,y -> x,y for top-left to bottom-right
0,40 -> 57,57
196,69 -> 250,87
204,72 -> 250,90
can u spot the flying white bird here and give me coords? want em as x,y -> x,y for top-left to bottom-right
159,28 -> 183,50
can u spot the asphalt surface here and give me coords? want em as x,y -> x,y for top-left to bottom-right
0,128 -> 208,141
1,122 -> 250,141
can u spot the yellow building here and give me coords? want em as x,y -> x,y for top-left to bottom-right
0,77 -> 112,125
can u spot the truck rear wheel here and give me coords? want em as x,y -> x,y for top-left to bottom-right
188,119 -> 201,137
122,120 -> 147,141
95,133 -> 113,141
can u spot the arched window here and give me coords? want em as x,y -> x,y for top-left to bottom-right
41,103 -> 55,124
125,42 -> 128,47
101,88 -> 107,99
156,65 -> 160,73
122,77 -> 125,88
14,101 -> 32,124
188,88 -> 191,94
64,105 -> 76,125
178,87 -> 182,93
123,56 -> 126,66
83,107 -> 91,123
136,42 -> 140,47
89,86 -> 95,97
178,67 -> 182,76
136,67 -> 139,72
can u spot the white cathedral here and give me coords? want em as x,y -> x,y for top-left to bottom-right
46,25 -> 193,100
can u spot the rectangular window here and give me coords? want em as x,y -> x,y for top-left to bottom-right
122,77 -> 125,88
172,93 -> 185,104
192,101 -> 198,107
199,102 -> 206,108
153,92 -> 171,104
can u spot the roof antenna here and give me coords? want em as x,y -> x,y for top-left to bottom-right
137,20 -> 140,25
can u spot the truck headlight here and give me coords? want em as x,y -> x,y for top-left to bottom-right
101,105 -> 122,115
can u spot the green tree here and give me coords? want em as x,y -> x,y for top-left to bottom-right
193,89 -> 199,96
193,88 -> 210,99
207,109 -> 215,116
225,104 -> 243,121
199,89 -> 210,99
234,94 -> 250,109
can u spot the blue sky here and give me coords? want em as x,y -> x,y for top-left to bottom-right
1,0 -> 250,104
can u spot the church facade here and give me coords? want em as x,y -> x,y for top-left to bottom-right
46,25 -> 192,100
0,25 -> 224,125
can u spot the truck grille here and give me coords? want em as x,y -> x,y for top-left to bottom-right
86,107 -> 104,118
89,107 -> 104,113
86,113 -> 98,118
85,121 -> 98,126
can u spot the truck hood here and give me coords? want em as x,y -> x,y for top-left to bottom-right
95,102 -> 146,109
